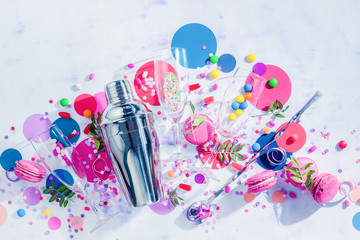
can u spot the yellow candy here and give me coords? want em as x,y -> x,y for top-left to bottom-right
210,70 -> 219,79
236,95 -> 245,103
229,113 -> 237,121
263,126 -> 271,134
247,53 -> 256,62
244,92 -> 252,100
235,109 -> 243,116
44,209 -> 51,216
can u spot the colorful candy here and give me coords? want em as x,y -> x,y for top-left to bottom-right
236,95 -> 245,103
44,208 -> 51,216
189,83 -> 201,91
17,209 -> 26,217
83,109 -> 92,118
200,73 -> 206,78
229,113 -> 237,121
244,92 -> 252,100
58,112 -> 70,119
338,140 -> 347,149
232,102 -> 240,110
269,78 -> 278,88
309,145 -> 317,152
244,83 -> 253,92
127,63 -> 135,68
252,143 -> 261,152
239,101 -> 248,110
89,73 -> 95,80
167,170 -> 175,177
235,109 -> 243,116
210,70 -> 219,79
263,126 -> 271,134
163,72 -> 181,112
179,183 -> 192,191
247,53 -> 256,62
60,98 -> 69,107
204,96 -> 214,104
210,55 -> 219,63
268,120 -> 276,127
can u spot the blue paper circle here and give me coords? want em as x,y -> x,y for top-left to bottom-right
0,148 -> 22,171
353,212 -> 360,231
17,209 -> 26,217
46,169 -> 74,198
51,118 -> 80,144
255,132 -> 292,171
171,23 -> 217,69
217,54 -> 237,73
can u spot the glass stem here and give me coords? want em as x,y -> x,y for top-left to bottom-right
172,121 -> 182,155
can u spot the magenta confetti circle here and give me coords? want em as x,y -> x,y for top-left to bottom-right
194,173 -> 205,184
23,187 -> 41,206
48,216 -> 62,230
252,62 -> 267,76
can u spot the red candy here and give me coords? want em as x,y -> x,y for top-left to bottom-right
179,183 -> 192,191
189,83 -> 201,91
338,140 -> 347,149
83,123 -> 91,134
204,96 -> 214,104
59,112 -> 70,119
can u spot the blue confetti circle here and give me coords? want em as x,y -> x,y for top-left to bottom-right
0,148 -> 22,171
353,212 -> 360,231
256,132 -> 292,171
46,169 -> 74,198
171,23 -> 217,69
217,54 -> 237,73
51,118 -> 80,144
17,209 -> 26,217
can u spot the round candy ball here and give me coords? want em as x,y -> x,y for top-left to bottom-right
231,102 -> 240,110
17,209 -> 26,217
252,143 -> 261,152
338,140 -> 347,149
244,84 -> 253,92
236,95 -> 245,103
239,101 -> 248,110
210,70 -> 219,79
83,109 -> 92,118
210,55 -> 219,63
235,109 -> 243,116
44,209 -> 51,216
229,113 -> 237,121
244,92 -> 252,100
268,78 -> 278,88
60,98 -> 69,107
247,54 -> 256,62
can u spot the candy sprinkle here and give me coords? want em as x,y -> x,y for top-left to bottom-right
163,72 -> 181,112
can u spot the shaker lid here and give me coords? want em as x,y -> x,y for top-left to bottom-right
105,80 -> 132,104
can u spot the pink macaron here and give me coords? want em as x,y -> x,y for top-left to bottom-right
14,160 -> 46,183
245,170 -> 277,194
286,157 -> 318,189
310,173 -> 339,204
183,114 -> 215,145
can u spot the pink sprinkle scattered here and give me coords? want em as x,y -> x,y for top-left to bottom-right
84,207 -> 90,211
204,191 -> 208,196
213,83 -> 218,91
200,73 -> 206,78
202,45 -> 206,50
356,159 -> 360,163
136,78 -> 142,84
289,192 -> 296,198
217,66 -> 222,70
309,145 -> 317,153
244,209 -> 248,213
268,120 -> 275,127
127,63 -> 135,68
344,200 -> 350,207
262,205 -> 266,209
89,73 -> 94,80
258,116 -> 262,120
225,185 -> 230,193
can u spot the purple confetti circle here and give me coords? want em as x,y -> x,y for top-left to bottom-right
252,62 -> 267,76
23,187 -> 42,206
23,114 -> 52,143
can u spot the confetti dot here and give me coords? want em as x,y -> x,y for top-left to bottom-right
23,187 -> 42,206
272,191 -> 286,204
23,114 -> 52,143
48,217 -> 61,230
244,192 -> 256,203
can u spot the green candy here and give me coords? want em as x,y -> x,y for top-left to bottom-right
210,55 -> 219,64
60,98 -> 69,106
269,78 -> 278,88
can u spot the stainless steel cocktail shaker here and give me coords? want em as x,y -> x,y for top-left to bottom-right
100,79 -> 163,207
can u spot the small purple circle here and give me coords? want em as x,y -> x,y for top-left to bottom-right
23,187 -> 41,206
252,62 -> 267,76
194,174 -> 205,184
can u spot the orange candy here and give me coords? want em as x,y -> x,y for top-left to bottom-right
263,126 -> 271,134
244,92 -> 252,100
167,170 -> 175,177
83,109 -> 92,118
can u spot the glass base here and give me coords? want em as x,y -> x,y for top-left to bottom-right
90,211 -> 119,232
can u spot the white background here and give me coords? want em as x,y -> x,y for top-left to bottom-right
1,0 -> 360,239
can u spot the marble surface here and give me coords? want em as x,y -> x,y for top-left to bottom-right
1,0 -> 360,239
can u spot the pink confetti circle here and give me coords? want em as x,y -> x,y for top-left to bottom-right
0,204 -> 8,226
48,217 -> 61,230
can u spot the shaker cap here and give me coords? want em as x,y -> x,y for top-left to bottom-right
105,80 -> 132,104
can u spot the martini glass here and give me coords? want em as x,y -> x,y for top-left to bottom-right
154,47 -> 189,161
30,124 -> 116,232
